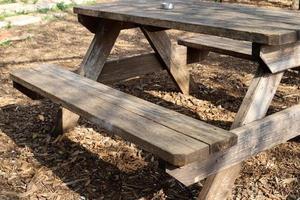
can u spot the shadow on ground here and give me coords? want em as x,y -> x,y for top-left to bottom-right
0,101 -> 199,200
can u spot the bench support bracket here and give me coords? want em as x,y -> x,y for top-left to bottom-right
167,94 -> 300,186
141,26 -> 196,95
51,19 -> 122,136
197,67 -> 284,200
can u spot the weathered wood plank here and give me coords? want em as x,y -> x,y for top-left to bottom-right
186,48 -> 209,64
43,64 -> 237,153
10,65 -> 237,166
99,53 -> 164,83
198,68 -> 284,200
78,14 -> 101,34
74,0 -> 300,45
78,14 -> 136,33
51,19 -> 122,136
13,81 -> 43,100
260,41 -> 300,73
232,69 -> 284,128
141,27 -> 195,94
78,19 -> 122,80
167,104 -> 300,185
178,35 -> 253,61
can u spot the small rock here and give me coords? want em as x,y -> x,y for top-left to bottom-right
53,12 -> 67,18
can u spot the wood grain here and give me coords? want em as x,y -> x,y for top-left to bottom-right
141,27 -> 195,94
13,81 -> 43,100
79,19 -> 122,80
167,104 -> 300,185
78,14 -> 137,33
260,41 -> 300,73
99,53 -> 164,83
179,34 -> 253,60
74,0 -> 300,45
45,65 -> 237,153
186,48 -> 209,64
198,68 -> 284,200
11,64 -> 237,166
52,19 -> 122,136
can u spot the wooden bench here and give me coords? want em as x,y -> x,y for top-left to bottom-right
179,34 -> 300,72
179,34 -> 253,61
10,64 -> 237,167
11,64 -> 300,187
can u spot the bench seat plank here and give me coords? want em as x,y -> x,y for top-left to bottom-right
178,34 -> 252,60
11,65 -> 237,166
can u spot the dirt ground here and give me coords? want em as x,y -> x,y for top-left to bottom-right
0,3 -> 300,200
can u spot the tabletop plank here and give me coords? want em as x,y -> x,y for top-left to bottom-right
74,0 -> 300,45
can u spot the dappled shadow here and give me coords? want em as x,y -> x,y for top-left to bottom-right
0,101 -> 199,200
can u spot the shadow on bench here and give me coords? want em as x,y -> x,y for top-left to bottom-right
10,64 -> 300,186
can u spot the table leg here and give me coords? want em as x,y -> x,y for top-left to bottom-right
141,27 -> 196,95
198,67 -> 284,200
50,20 -> 122,136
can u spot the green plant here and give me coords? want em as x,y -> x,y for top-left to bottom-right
0,0 -> 16,4
0,39 -> 12,47
16,10 -> 27,15
37,8 -> 50,13
42,14 -> 55,21
5,21 -> 12,29
56,2 -> 68,11
0,14 -> 5,20
85,0 -> 96,5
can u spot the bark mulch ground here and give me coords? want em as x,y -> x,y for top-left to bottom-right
0,7 -> 299,200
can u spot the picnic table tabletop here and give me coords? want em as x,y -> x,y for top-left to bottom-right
74,0 -> 300,45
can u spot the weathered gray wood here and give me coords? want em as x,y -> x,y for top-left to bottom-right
49,65 -> 236,152
78,14 -> 137,33
260,41 -> 300,73
50,107 -> 79,137
13,81 -> 43,100
167,104 -> 300,185
51,19 -> 122,136
74,0 -> 300,45
10,64 -> 237,166
179,36 -> 300,73
52,66 -> 237,153
197,68 -> 284,200
99,53 -> 164,83
141,27 -> 195,94
78,19 -> 122,80
78,14 -> 101,34
179,35 -> 253,61
186,48 -> 209,64
232,70 -> 284,128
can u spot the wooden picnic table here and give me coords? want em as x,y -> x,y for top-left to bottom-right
10,1 -> 300,199
72,1 -> 300,199
74,0 -> 300,199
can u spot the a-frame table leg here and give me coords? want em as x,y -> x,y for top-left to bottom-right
141,27 -> 196,95
50,19 -> 122,136
198,67 -> 284,200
